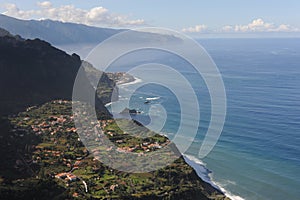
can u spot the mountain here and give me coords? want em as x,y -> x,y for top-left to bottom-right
0,14 -> 181,46
0,28 -> 228,199
83,62 -> 136,105
83,61 -> 118,105
0,29 -> 110,117
0,27 -> 12,37
0,14 -> 123,45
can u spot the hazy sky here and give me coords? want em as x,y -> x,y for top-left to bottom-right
1,0 -> 300,36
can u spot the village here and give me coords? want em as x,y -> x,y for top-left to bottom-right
7,100 -> 174,198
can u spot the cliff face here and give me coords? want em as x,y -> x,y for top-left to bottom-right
83,61 -> 118,104
0,31 -> 110,117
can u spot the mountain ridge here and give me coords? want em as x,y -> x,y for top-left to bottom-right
0,14 -> 123,45
0,14 -> 181,46
0,28 -> 110,117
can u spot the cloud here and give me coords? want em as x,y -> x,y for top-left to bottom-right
221,25 -> 233,32
222,18 -> 299,33
2,1 -> 145,27
37,1 -> 52,9
182,19 -> 299,35
182,25 -> 207,33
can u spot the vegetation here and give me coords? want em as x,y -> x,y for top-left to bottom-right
0,28 -> 228,199
0,101 -> 228,199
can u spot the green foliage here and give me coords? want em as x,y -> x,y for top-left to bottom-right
0,101 -> 227,200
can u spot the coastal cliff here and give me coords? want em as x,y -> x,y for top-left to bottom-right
0,28 -> 228,200
0,28 -> 110,117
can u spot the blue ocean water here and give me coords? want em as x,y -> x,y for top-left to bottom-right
197,38 -> 300,200
106,38 -> 300,200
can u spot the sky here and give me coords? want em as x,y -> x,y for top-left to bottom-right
1,0 -> 300,37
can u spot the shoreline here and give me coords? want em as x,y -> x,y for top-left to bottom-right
106,73 -> 239,200
183,154 -> 245,200
104,74 -> 141,108
104,75 -> 142,107
117,76 -> 142,86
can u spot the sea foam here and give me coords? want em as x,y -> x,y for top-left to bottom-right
183,154 -> 245,200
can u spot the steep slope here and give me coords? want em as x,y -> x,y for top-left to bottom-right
0,27 -> 12,37
83,61 -> 118,104
0,30 -> 110,117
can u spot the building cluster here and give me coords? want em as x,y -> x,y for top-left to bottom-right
55,172 -> 78,182
98,120 -> 170,154
29,114 -> 75,136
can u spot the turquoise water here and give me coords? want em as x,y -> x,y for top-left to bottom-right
106,38 -> 300,200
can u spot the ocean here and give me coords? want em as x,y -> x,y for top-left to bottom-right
106,38 -> 300,200
61,38 -> 300,200
197,38 -> 300,200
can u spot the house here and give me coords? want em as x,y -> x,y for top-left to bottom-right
55,173 -> 67,179
67,174 -> 77,182
74,160 -> 82,167
55,172 -> 78,182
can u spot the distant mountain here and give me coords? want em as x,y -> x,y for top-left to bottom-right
0,14 -> 181,46
0,29 -> 110,117
0,14 -> 123,45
